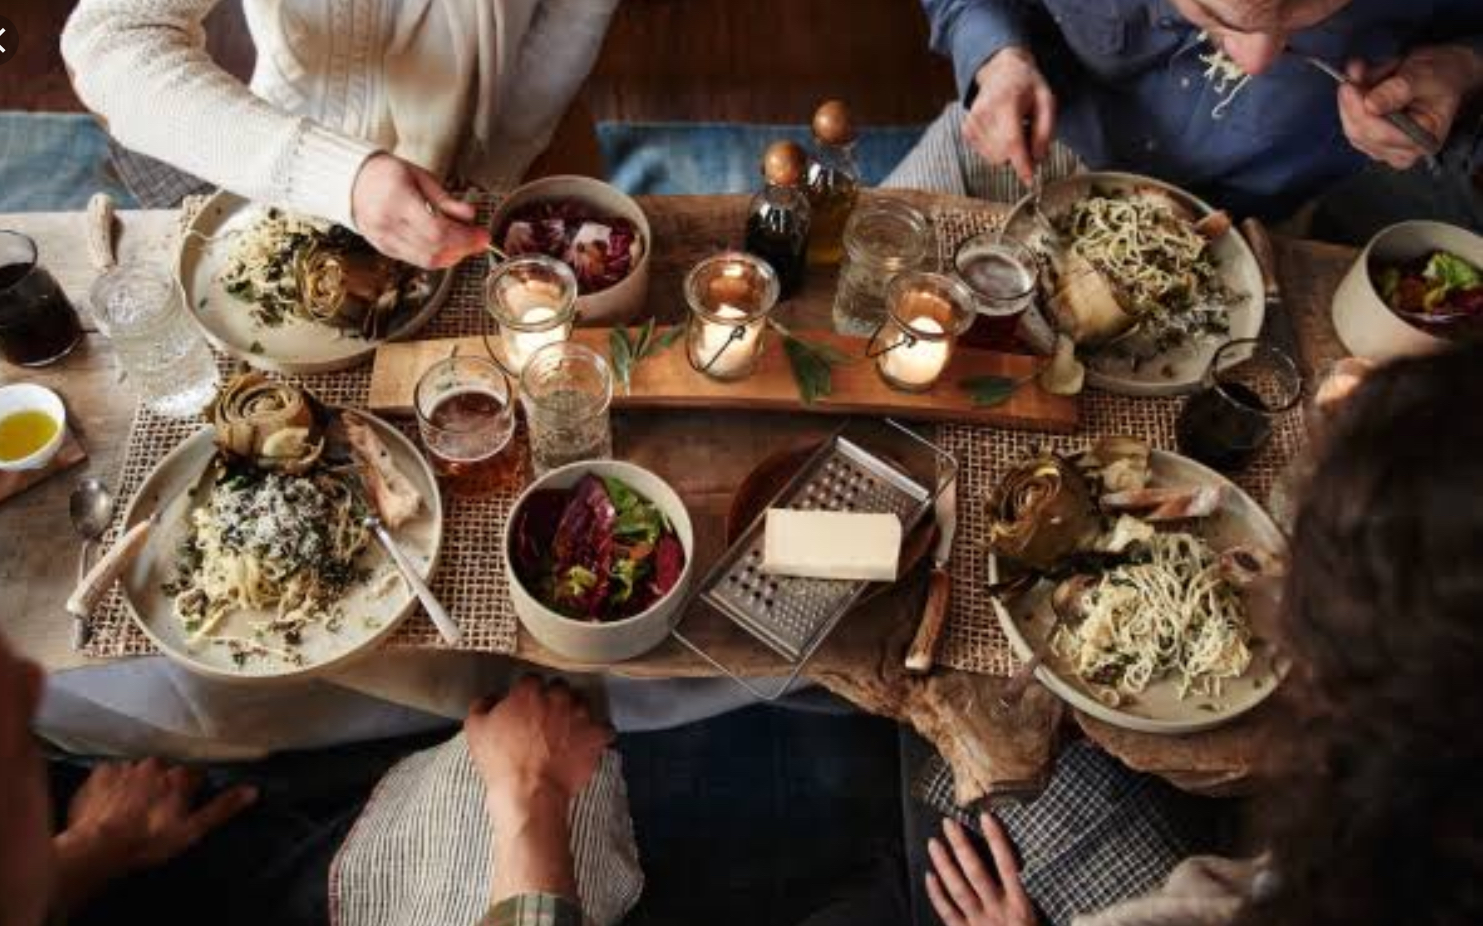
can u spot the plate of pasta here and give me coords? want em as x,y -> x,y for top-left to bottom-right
116,377 -> 443,680
1004,172 -> 1264,397
178,190 -> 454,375
985,439 -> 1285,734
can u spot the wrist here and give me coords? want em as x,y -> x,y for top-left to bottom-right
977,46 -> 1036,86
484,772 -> 571,826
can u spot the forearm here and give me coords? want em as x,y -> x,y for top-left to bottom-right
60,0 -> 376,227
488,788 -> 578,904
49,830 -> 128,921
921,0 -> 1035,103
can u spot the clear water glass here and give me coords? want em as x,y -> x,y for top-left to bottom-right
519,342 -> 614,476
89,264 -> 219,418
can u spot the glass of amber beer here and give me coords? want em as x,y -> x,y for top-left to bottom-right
415,355 -> 523,496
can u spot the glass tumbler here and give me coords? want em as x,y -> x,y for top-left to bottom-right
415,355 -> 521,497
90,263 -> 219,417
520,342 -> 614,476
954,232 -> 1039,351
0,231 -> 84,367
832,199 -> 930,337
1175,339 -> 1303,473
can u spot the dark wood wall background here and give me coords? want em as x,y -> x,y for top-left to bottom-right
3,0 -> 954,124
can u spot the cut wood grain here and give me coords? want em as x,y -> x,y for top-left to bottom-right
370,331 -> 1079,432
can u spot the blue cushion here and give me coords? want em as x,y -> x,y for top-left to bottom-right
597,121 -> 925,196
0,112 -> 138,212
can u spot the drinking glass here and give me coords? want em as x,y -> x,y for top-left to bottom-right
415,355 -> 521,497
1175,339 -> 1302,472
520,342 -> 614,476
0,231 -> 84,367
953,232 -> 1038,351
90,263 -> 218,417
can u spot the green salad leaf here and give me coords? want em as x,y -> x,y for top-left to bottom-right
1425,252 -> 1483,292
603,476 -> 666,545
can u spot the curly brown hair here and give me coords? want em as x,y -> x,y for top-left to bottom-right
1236,344 -> 1483,926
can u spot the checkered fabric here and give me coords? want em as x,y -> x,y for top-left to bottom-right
912,742 -> 1200,926
883,102 -> 1084,202
483,894 -> 583,926
109,140 -> 214,208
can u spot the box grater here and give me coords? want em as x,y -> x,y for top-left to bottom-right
673,419 -> 956,700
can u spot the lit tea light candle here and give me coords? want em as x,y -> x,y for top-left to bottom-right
505,305 -> 567,372
697,304 -> 761,378
879,315 -> 950,388
685,252 -> 779,382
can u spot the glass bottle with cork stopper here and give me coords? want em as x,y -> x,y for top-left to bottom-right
804,99 -> 861,266
744,141 -> 811,298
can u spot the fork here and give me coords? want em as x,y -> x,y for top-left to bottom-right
1297,54 -> 1442,174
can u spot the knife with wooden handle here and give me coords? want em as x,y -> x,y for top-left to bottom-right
905,480 -> 957,674
1240,217 -> 1303,364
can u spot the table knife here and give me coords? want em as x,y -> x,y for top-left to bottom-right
1298,54 -> 1442,174
904,479 -> 957,674
1239,217 -> 1303,366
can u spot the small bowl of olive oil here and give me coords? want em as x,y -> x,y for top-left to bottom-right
0,383 -> 67,471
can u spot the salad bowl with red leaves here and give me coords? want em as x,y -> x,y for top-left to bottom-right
504,460 -> 694,663
489,176 -> 652,326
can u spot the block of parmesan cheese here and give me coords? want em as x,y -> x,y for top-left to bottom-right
760,509 -> 902,582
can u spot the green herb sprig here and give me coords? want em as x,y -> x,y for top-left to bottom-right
610,318 -> 685,394
958,372 -> 1038,407
770,320 -> 855,405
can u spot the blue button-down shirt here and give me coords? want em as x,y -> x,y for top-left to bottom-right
924,0 -> 1483,218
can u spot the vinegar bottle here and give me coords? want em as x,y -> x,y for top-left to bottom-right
744,141 -> 811,298
805,99 -> 860,267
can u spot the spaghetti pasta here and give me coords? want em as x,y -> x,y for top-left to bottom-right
1049,532 -> 1252,706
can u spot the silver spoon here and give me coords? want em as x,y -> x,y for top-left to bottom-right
68,478 -> 115,649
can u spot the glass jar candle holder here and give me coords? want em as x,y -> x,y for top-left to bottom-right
870,271 -> 975,393
684,252 -> 779,382
520,341 -> 615,476
832,198 -> 930,338
485,255 -> 578,376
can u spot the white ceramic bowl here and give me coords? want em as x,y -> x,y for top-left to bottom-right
489,176 -> 652,326
504,460 -> 694,663
0,383 -> 66,471
1332,220 -> 1483,361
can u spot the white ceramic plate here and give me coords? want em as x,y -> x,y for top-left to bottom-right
991,450 -> 1285,734
118,413 -> 443,682
178,190 -> 454,374
1004,172 -> 1264,397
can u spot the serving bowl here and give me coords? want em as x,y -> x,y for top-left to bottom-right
1331,220 -> 1483,361
488,176 -> 652,327
0,383 -> 66,471
504,460 -> 695,663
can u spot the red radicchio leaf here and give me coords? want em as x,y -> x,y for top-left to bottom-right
651,533 -> 686,598
498,202 -> 642,295
550,476 -> 618,616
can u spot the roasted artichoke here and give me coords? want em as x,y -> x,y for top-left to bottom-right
296,232 -> 404,338
985,454 -> 1101,570
210,373 -> 325,475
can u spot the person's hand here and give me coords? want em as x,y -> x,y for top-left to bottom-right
350,152 -> 491,270
465,676 -> 613,822
1339,46 -> 1483,170
926,814 -> 1037,926
965,47 -> 1057,187
55,759 -> 257,885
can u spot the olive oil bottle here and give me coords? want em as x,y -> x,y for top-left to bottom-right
804,99 -> 861,267
744,141 -> 811,298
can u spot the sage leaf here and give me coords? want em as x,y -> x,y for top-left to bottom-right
610,326 -> 635,393
782,336 -> 841,405
960,375 -> 1020,407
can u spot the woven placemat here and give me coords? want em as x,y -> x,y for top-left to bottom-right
84,197 -> 522,658
929,207 -> 1306,678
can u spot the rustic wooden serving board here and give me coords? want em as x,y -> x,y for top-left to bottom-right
368,328 -> 1078,432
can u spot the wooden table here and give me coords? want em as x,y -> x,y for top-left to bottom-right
0,194 -> 1360,802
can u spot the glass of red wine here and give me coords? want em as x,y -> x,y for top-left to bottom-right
1176,339 -> 1302,473
0,231 -> 84,367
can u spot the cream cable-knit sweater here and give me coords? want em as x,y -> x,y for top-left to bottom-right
61,0 -> 619,229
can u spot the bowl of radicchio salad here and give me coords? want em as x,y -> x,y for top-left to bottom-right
489,176 -> 652,325
504,460 -> 694,663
